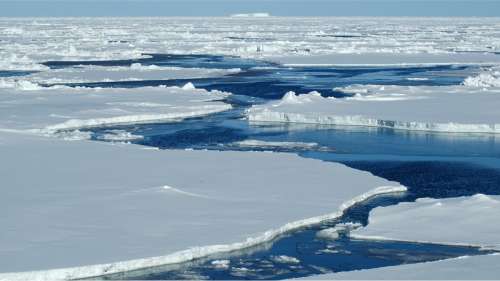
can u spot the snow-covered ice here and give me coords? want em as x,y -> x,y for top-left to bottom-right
0,130 -> 404,280
2,17 -> 500,71
0,65 -> 240,86
0,86 -> 231,133
247,84 -> 500,133
351,194 -> 500,250
303,254 -> 500,280
463,66 -> 500,88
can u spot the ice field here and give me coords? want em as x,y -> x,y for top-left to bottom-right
1,17 -> 500,280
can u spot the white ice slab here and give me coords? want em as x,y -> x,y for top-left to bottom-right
247,85 -> 500,133
0,130 -> 404,280
271,53 -> 500,66
351,195 -> 500,249
303,254 -> 500,280
0,65 -> 240,85
0,85 -> 231,132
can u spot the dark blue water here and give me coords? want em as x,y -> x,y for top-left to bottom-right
0,70 -> 36,77
42,54 -> 476,99
47,54 -> 500,279
43,53 -> 273,70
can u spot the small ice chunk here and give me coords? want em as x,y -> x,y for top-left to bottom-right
271,255 -> 300,264
316,222 -> 362,240
211,259 -> 230,269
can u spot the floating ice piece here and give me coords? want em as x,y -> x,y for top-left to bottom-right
304,254 -> 500,280
247,84 -> 500,134
270,255 -> 300,264
97,130 -> 144,141
0,66 -> 240,87
211,260 -> 230,269
0,86 -> 231,133
233,139 -> 320,150
0,130 -> 405,280
351,194 -> 500,250
316,222 -> 362,240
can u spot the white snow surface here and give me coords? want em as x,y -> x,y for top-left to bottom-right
303,254 -> 500,280
247,85 -> 500,133
0,86 -> 231,132
0,65 -> 240,86
463,66 -> 500,88
2,17 -> 500,70
351,194 -> 500,250
0,130 -> 405,280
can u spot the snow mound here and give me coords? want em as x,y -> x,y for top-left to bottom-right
182,82 -> 196,90
463,68 -> 500,88
279,91 -> 323,105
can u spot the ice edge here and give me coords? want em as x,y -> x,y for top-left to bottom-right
247,110 -> 500,134
0,185 -> 406,281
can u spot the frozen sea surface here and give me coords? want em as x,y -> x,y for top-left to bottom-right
71,54 -> 500,279
2,17 -> 500,280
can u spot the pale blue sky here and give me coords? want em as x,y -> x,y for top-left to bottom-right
1,0 -> 499,17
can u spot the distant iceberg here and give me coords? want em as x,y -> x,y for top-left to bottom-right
230,13 -> 271,18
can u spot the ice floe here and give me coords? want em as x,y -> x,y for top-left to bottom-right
304,254 -> 500,280
0,65 -> 240,86
0,130 -> 404,280
351,194 -> 500,250
0,86 -> 231,133
233,139 -> 322,150
247,84 -> 500,133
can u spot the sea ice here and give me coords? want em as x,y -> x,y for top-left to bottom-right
247,85 -> 500,133
303,254 -> 500,280
351,194 -> 500,249
0,131 -> 404,280
0,86 -> 231,133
